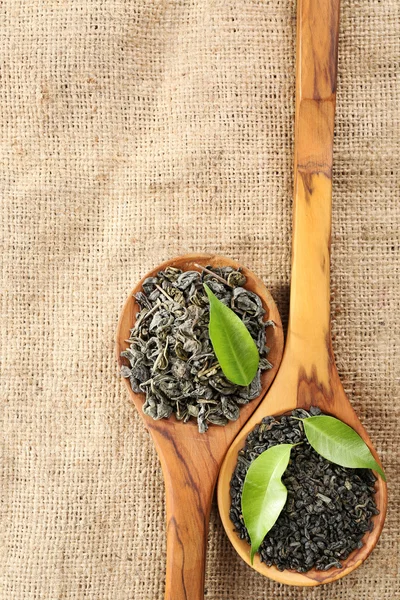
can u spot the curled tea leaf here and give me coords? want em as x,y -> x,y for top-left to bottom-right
242,443 -> 294,562
203,284 -> 259,386
303,415 -> 386,481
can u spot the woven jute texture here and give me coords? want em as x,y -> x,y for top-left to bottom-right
1,0 -> 399,598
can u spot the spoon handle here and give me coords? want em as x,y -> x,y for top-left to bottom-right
151,428 -> 219,600
287,0 -> 340,380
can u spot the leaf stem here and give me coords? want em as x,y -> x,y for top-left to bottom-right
155,284 -> 177,304
193,263 -> 234,288
133,301 -> 161,328
197,362 -> 220,378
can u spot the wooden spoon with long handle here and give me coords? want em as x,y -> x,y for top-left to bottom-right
217,0 -> 387,586
116,253 -> 284,600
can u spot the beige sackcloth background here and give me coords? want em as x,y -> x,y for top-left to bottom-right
1,0 -> 399,598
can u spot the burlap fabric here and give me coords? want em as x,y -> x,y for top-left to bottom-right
1,0 -> 399,598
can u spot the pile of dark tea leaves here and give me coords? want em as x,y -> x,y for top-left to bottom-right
121,266 -> 273,433
230,407 -> 379,572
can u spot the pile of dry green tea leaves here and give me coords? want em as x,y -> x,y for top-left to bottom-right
121,266 -> 273,432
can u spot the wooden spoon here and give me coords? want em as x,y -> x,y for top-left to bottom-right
116,253 -> 284,600
217,0 -> 387,587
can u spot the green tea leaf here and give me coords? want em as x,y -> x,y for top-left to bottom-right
241,444 -> 293,562
203,284 -> 259,386
303,415 -> 386,481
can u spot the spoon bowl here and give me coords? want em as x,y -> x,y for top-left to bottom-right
217,0 -> 387,586
218,399 -> 387,586
116,253 -> 284,600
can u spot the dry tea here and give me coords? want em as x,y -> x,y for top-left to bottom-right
230,407 -> 379,572
121,266 -> 273,433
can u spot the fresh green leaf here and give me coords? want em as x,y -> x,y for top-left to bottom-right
303,415 -> 386,481
203,284 -> 259,386
241,444 -> 293,562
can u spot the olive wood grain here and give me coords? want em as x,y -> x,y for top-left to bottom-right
217,0 -> 387,587
116,253 -> 284,600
